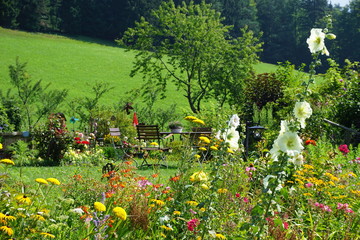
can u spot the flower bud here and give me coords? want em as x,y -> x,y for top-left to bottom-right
326,33 -> 336,40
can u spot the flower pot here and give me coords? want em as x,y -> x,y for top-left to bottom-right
171,128 -> 183,133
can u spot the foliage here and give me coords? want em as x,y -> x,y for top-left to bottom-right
121,0 -> 262,113
8,57 -> 68,131
7,140 -> 39,166
32,113 -> 72,165
168,121 -> 183,129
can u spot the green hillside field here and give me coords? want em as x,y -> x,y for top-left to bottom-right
0,27 -> 277,112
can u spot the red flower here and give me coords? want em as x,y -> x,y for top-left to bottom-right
81,141 -> 90,144
305,140 -> 316,146
187,219 -> 200,231
339,144 -> 349,155
74,137 -> 81,140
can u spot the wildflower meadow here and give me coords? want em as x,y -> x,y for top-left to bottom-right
1,16 -> 359,240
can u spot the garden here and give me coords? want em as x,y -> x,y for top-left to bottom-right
1,4 -> 360,240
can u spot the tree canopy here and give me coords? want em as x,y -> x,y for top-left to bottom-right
121,0 -> 262,113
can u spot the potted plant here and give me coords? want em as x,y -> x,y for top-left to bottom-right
168,121 -> 183,133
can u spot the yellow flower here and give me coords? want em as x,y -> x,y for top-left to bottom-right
0,159 -> 15,165
40,232 -> 55,238
16,195 -> 31,205
194,154 -> 201,159
303,193 -> 313,197
47,178 -> 61,185
198,147 -> 207,151
201,184 -> 209,190
215,233 -> 226,239
0,226 -> 13,236
186,200 -> 199,206
0,143 -> 2,149
303,164 -> 314,169
35,178 -> 49,185
217,188 -> 228,194
199,208 -> 206,212
192,119 -> 205,125
184,116 -> 198,120
227,148 -> 234,154
190,171 -> 208,182
32,214 -> 45,221
160,225 -> 173,231
199,137 -> 210,144
210,146 -> 218,151
0,213 -> 16,224
113,207 -> 127,220
151,199 -> 165,206
94,202 -> 106,212
150,142 -> 159,146
173,211 -> 181,215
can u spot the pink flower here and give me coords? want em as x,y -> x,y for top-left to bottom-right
283,221 -> 289,229
187,219 -> 200,231
339,144 -> 349,155
189,209 -> 197,214
243,197 -> 249,203
305,182 -> 313,188
235,193 -> 240,198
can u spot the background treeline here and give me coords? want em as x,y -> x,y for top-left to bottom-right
0,0 -> 359,66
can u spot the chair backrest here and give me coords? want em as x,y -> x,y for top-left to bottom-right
136,125 -> 161,146
109,128 -> 121,137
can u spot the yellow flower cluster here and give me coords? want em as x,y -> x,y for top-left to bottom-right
190,171 -> 208,182
184,116 -> 205,125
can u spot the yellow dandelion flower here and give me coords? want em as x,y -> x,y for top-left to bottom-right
192,119 -> 205,125
161,233 -> 167,238
173,211 -> 181,215
194,154 -> 201,159
199,137 -> 210,144
201,184 -> 209,190
0,226 -> 13,236
227,148 -> 234,154
46,178 -> 61,185
198,147 -> 207,151
94,202 -> 106,212
35,178 -> 49,185
218,188 -> 228,194
303,193 -> 313,196
160,225 -> 173,231
186,200 -> 199,206
199,208 -> 206,212
40,232 -> 55,238
216,233 -> 226,239
210,146 -> 218,151
150,142 -> 159,146
184,116 -> 198,120
16,195 -> 31,205
0,143 -> 2,149
0,159 -> 15,165
113,207 -> 127,220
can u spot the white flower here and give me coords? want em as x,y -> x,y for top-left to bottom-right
223,127 -> 239,151
306,28 -> 326,54
276,132 -> 304,157
289,153 -> 304,166
293,101 -> 312,128
70,208 -> 84,215
228,114 -> 240,128
279,120 -> 290,136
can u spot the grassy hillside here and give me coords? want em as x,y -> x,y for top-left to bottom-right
0,27 -> 277,113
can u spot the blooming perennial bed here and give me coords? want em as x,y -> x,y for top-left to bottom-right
0,19 -> 359,239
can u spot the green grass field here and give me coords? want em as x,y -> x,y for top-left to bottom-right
0,27 -> 277,112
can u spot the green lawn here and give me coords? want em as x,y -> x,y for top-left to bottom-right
0,27 -> 278,112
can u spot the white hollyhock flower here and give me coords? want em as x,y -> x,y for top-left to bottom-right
223,127 -> 239,151
289,153 -> 304,166
228,114 -> 240,128
293,101 -> 312,128
279,120 -> 290,135
306,28 -> 326,54
276,131 -> 304,157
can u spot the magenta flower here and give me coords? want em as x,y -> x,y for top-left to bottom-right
187,219 -> 200,231
305,182 -> 313,188
338,144 -> 349,155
